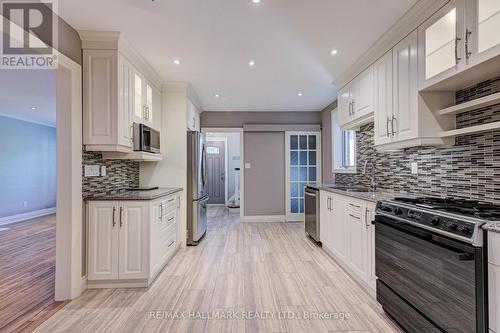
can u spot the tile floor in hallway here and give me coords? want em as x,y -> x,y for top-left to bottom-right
34,207 -> 402,333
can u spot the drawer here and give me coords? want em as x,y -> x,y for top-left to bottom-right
346,199 -> 365,215
488,232 -> 500,266
161,196 -> 178,215
162,228 -> 177,251
489,263 -> 500,333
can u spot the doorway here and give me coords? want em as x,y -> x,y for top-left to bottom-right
203,130 -> 243,216
206,140 -> 226,205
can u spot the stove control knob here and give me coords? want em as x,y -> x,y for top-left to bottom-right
431,217 -> 440,226
394,207 -> 403,215
448,223 -> 458,231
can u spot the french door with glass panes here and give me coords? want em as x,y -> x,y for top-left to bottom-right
285,132 -> 321,221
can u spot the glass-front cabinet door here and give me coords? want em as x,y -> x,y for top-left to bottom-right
418,0 -> 466,89
467,0 -> 500,66
285,132 -> 321,221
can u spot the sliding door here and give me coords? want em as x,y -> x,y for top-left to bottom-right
285,132 -> 321,222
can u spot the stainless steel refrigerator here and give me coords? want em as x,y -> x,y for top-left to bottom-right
187,131 -> 209,245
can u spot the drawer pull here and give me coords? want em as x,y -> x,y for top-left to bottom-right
168,217 -> 174,222
167,198 -> 175,203
349,203 -> 360,208
349,214 -> 361,220
167,240 -> 175,248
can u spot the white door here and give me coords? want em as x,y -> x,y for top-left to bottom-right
353,66 -> 374,119
467,0 -> 500,66
338,85 -> 352,128
88,201 -> 119,280
347,211 -> 368,281
330,196 -> 347,261
118,202 -> 149,280
143,82 -> 154,127
418,0 -> 466,89
118,55 -> 132,148
319,191 -> 330,247
285,132 -> 321,221
366,204 -> 377,290
393,30 -> 419,143
374,50 -> 393,146
151,85 -> 162,131
132,71 -> 144,124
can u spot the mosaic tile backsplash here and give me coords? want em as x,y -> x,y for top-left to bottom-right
82,150 -> 139,198
335,76 -> 500,204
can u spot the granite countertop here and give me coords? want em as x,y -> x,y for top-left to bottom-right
306,183 -> 409,203
482,222 -> 500,233
84,187 -> 183,201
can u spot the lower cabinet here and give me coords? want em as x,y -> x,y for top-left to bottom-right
320,190 -> 377,295
87,194 -> 180,288
488,232 -> 500,333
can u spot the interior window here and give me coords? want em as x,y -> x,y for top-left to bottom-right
332,109 -> 356,173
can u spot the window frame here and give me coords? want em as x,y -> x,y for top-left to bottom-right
331,108 -> 357,174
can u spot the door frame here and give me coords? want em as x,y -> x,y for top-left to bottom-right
205,137 -> 228,205
285,131 -> 322,222
201,128 -> 244,221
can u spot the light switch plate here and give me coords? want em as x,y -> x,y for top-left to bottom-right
84,165 -> 100,177
411,162 -> 418,174
100,166 -> 107,176
245,163 -> 251,169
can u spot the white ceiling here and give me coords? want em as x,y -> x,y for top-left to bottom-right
59,0 -> 418,112
0,70 -> 56,127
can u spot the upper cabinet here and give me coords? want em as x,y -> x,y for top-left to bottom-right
186,99 -> 201,132
419,0 -> 500,90
338,66 -> 375,130
80,31 -> 163,159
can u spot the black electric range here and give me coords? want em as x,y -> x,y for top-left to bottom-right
374,196 -> 496,333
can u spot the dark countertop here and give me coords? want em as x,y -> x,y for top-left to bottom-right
84,187 -> 183,201
306,183 -> 409,203
482,222 -> 500,233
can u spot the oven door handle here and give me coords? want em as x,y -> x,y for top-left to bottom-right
456,252 -> 475,261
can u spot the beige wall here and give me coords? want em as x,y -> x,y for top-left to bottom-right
244,132 -> 285,216
201,111 -> 321,128
321,100 -> 337,184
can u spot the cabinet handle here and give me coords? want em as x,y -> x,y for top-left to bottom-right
465,28 -> 472,60
129,125 -> 134,143
119,207 -> 123,227
349,203 -> 360,208
454,37 -> 462,64
167,198 -> 175,203
386,117 -> 391,137
391,115 -> 396,136
159,203 -> 163,220
168,216 -> 174,222
348,102 -> 352,116
168,240 -> 175,248
351,100 -> 355,114
112,206 -> 116,227
349,214 -> 361,220
365,208 -> 371,227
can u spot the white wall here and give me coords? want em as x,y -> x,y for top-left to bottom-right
140,86 -> 188,247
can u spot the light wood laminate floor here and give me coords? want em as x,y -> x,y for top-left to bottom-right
34,207 -> 402,333
0,214 -> 67,333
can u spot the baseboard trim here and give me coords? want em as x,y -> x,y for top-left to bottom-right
0,207 -> 56,226
242,215 -> 286,223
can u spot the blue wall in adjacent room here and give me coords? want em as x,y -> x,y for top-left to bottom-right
0,116 -> 56,218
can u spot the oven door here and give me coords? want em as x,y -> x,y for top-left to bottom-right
375,215 -> 485,333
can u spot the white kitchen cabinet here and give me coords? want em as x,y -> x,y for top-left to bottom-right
319,190 -> 377,296
81,31 -> 163,158
338,66 -> 375,130
374,50 -> 394,146
87,201 -> 120,280
467,0 -> 500,67
118,202 -> 150,280
87,192 -> 181,288
489,263 -> 500,333
186,99 -> 201,131
418,0 -> 466,89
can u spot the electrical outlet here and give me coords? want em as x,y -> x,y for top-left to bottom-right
411,162 -> 418,174
84,165 -> 100,177
101,166 -> 107,176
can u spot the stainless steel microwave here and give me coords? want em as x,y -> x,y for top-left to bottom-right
133,123 -> 160,154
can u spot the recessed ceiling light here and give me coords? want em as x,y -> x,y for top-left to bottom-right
173,59 -> 181,65
215,94 -> 221,98
252,0 -> 261,3
31,107 -> 36,110
330,49 -> 338,56
248,60 -> 256,67
297,92 -> 303,97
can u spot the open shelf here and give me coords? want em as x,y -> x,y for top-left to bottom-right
440,121 -> 500,138
437,91 -> 500,116
101,151 -> 163,161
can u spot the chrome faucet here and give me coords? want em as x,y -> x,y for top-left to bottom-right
363,160 -> 377,192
